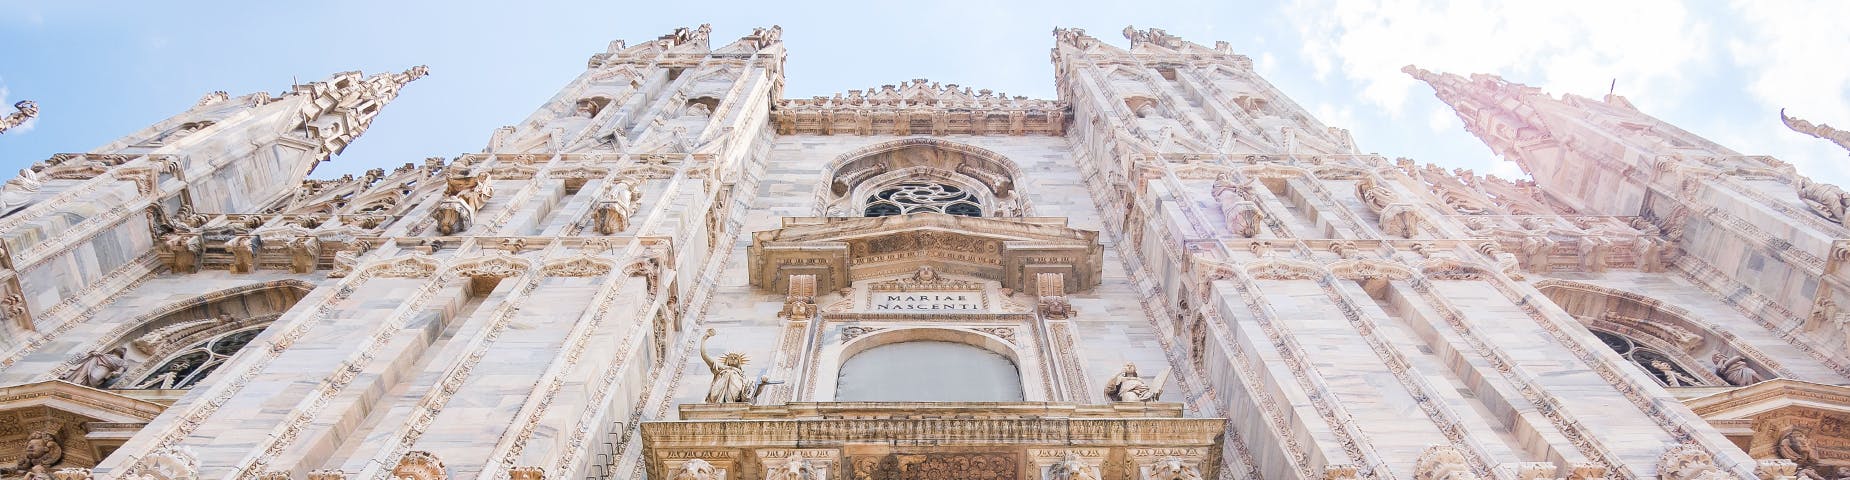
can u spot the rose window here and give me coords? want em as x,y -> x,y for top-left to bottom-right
863,182 -> 983,217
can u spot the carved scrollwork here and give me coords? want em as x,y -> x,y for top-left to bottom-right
1656,444 -> 1730,480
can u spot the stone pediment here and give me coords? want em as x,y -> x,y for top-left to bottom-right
0,380 -> 167,473
748,213 -> 1101,294
1685,379 -> 1850,464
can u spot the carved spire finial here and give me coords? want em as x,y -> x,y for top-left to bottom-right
1781,108 -> 1850,154
0,100 -> 38,135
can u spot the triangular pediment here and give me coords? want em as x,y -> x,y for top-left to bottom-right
748,213 -> 1101,294
0,380 -> 168,472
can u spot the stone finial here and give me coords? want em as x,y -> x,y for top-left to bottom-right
1510,462 -> 1554,480
1413,446 -> 1479,480
1756,459 -> 1799,480
1321,465 -> 1359,480
392,451 -> 448,480
1565,462 -> 1607,480
1655,444 -> 1730,480
0,100 -> 38,134
128,446 -> 200,480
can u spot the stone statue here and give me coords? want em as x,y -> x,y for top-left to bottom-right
1,167 -> 44,214
572,99 -> 600,118
685,102 -> 712,118
1778,426 -> 1820,467
1,431 -> 63,476
1711,353 -> 1763,386
1650,360 -> 1700,387
765,458 -> 820,480
700,329 -> 780,403
1103,362 -> 1166,402
671,459 -> 719,480
0,100 -> 38,135
1144,458 -> 1202,480
1796,175 -> 1850,226
1047,453 -> 1100,480
61,347 -> 127,388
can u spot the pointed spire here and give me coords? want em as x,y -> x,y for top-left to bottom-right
0,100 -> 37,135
1403,65 -> 1551,155
1781,108 -> 1850,154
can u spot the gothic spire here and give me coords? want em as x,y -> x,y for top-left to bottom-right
1402,65 -> 1551,157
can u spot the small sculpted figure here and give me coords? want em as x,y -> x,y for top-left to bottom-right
61,347 -> 127,388
1103,362 -> 1164,402
699,329 -> 781,403
1711,353 -> 1763,386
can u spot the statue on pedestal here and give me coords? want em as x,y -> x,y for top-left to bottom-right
1103,362 -> 1167,402
700,329 -> 781,403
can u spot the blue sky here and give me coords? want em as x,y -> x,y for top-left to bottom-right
2,0 -> 1846,186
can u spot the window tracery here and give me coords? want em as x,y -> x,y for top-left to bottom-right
127,325 -> 266,389
1591,329 -> 1709,387
862,181 -> 983,217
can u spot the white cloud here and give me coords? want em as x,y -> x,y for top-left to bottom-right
1283,0 -> 1711,117
1425,106 -> 1455,133
1255,52 -> 1278,77
1723,0 -> 1850,184
1314,102 -> 1357,130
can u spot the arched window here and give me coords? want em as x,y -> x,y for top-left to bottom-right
862,181 -> 983,218
130,325 -> 266,389
1591,329 -> 1709,387
835,341 -> 1023,401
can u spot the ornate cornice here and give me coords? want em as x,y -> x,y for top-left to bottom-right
774,79 -> 1068,136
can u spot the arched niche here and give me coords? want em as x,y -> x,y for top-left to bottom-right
98,281 -> 314,389
1536,280 -> 1778,387
817,138 -> 1029,218
813,327 -> 1043,402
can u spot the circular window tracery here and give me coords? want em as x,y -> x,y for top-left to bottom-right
862,181 -> 983,218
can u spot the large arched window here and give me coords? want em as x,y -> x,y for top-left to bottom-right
1590,329 -> 1710,387
80,282 -> 311,391
862,181 -> 983,217
1537,280 -> 1777,388
819,139 -> 1030,218
835,341 -> 1024,401
130,324 -> 266,389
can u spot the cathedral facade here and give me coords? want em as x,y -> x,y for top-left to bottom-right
0,24 -> 1848,480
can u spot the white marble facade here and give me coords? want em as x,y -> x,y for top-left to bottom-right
0,24 -> 1847,480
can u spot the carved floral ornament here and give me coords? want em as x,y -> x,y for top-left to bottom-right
541,256 -> 613,277
1243,259 -> 1325,281
446,254 -> 534,279
365,254 -> 442,279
